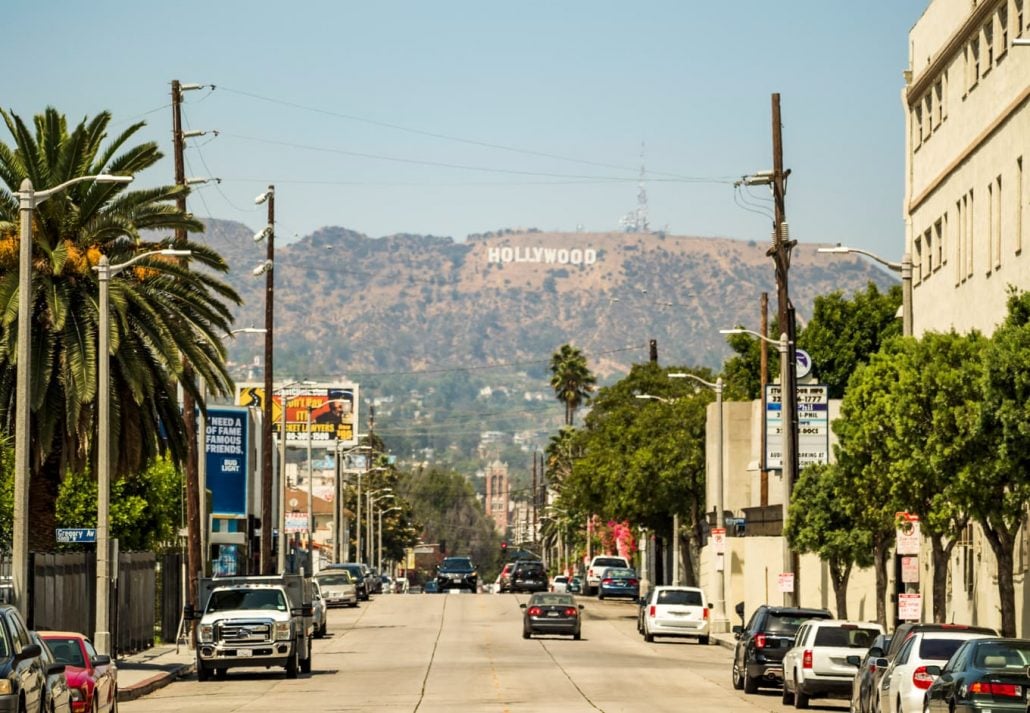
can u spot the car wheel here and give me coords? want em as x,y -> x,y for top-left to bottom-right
300,650 -> 312,674
782,676 -> 795,705
643,623 -> 654,643
732,661 -> 744,690
698,635 -> 710,646
573,630 -> 581,641
197,659 -> 210,682
598,592 -> 604,601
743,660 -> 759,694
794,678 -> 810,709
285,650 -> 299,679
522,627 -> 531,640
320,622 -> 327,637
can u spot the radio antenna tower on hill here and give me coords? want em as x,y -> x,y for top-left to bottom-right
619,142 -> 650,233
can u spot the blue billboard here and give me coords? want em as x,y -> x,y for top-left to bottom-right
205,406 -> 250,516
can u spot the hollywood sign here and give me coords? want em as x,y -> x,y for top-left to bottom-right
487,245 -> 598,266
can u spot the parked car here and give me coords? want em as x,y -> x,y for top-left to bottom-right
314,569 -> 358,608
731,603 -> 833,693
585,556 -> 630,596
520,593 -> 583,640
875,629 -> 994,713
923,637 -> 1030,712
639,586 -> 711,645
781,619 -> 885,708
435,556 -> 478,592
40,632 -> 117,713
497,564 -> 515,593
380,575 -> 393,593
567,576 -> 583,595
636,587 -> 657,634
323,563 -> 370,600
858,623 -> 997,713
550,575 -> 569,593
510,561 -> 548,593
365,567 -> 383,594
597,567 -> 640,601
310,580 -> 328,638
32,633 -> 72,713
423,580 -> 440,594
848,632 -> 892,713
0,606 -> 45,713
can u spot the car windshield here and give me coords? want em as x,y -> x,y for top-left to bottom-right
604,568 -> 636,578
516,564 -> 544,574
593,558 -> 625,568
530,594 -> 575,607
920,637 -> 972,661
657,589 -> 703,606
316,573 -> 353,586
208,589 -> 286,612
43,637 -> 85,667
766,613 -> 816,635
440,559 -> 473,572
331,566 -> 362,579
974,642 -> 1030,669
813,626 -> 881,648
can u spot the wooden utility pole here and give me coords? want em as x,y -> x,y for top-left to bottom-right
531,453 -> 537,547
760,292 -> 769,507
260,186 -> 275,574
172,79 -> 201,610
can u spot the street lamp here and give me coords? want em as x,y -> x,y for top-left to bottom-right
817,246 -> 912,337
274,381 -> 316,573
12,173 -> 133,620
721,328 -> 796,606
669,373 -> 726,632
635,394 -> 675,404
94,247 -> 190,655
378,506 -> 402,576
367,489 -> 393,566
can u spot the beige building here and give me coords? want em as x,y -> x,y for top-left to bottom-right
905,0 -> 1030,335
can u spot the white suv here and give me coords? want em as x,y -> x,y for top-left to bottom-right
585,555 -> 630,596
782,619 -> 884,708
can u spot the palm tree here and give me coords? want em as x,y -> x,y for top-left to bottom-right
549,344 -> 596,426
0,107 -> 241,548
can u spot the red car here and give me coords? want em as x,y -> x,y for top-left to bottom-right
39,632 -> 116,713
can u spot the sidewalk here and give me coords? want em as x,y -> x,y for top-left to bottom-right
116,643 -> 195,702
712,630 -> 737,651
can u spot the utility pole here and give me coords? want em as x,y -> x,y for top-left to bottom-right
531,453 -> 537,548
258,186 -> 275,574
172,79 -> 202,612
767,93 -> 799,607
760,292 -> 769,507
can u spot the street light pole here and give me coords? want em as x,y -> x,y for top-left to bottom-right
669,373 -> 726,631
12,173 -> 133,622
306,407 -> 314,574
378,506 -> 401,576
817,246 -> 913,336
95,248 -> 189,656
254,187 -> 275,573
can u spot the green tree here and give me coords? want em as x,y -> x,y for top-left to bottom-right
0,435 -> 12,552
0,107 -> 241,549
785,462 -> 872,618
549,344 -> 596,426
890,331 -> 985,623
833,346 -> 906,627
973,289 -> 1030,636
799,283 -> 902,398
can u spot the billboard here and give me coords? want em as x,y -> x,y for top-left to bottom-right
764,384 -> 829,470
236,383 -> 358,448
205,406 -> 250,516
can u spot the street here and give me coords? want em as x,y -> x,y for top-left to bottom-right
121,593 -> 849,713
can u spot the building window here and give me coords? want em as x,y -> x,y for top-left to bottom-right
988,182 -> 994,274
913,106 -> 923,147
923,95 -> 932,138
956,198 -> 964,285
970,37 -> 981,90
1000,5 -> 1010,53
966,191 -> 975,279
935,218 -> 944,271
959,523 -> 975,596
1018,157 -> 1024,254
934,80 -> 944,127
984,21 -> 995,71
925,228 -> 934,275
914,235 -> 923,285
1018,0 -> 1025,38
994,175 -> 1003,270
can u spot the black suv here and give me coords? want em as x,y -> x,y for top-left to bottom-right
731,603 -> 832,693
436,557 -> 478,592
510,560 -> 548,593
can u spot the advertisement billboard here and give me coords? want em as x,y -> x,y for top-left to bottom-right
236,383 -> 359,448
205,406 -> 250,516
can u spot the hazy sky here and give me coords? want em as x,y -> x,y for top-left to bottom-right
9,2 -> 925,259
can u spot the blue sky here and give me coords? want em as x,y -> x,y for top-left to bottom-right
8,2 -> 925,258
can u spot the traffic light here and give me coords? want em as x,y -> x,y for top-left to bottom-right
500,541 -> 508,557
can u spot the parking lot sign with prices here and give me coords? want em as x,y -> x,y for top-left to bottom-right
765,384 -> 829,470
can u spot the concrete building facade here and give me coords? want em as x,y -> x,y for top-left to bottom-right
484,460 -> 510,534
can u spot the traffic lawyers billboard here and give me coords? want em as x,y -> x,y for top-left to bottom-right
236,383 -> 359,448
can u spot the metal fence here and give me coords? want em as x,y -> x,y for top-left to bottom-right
2,550 -> 184,656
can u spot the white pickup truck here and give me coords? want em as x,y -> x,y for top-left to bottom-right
192,574 -> 314,681
782,618 -> 884,708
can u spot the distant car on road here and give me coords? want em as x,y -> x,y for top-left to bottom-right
323,563 -> 371,601
314,569 -> 358,608
423,581 -> 440,593
640,586 -> 710,645
40,631 -> 118,713
781,619 -> 884,708
597,567 -> 640,601
550,575 -> 569,593
436,557 -> 478,592
510,561 -> 548,593
497,563 -> 514,593
520,593 -> 583,640
731,603 -> 833,694
310,580 -> 328,638
848,632 -> 892,713
585,556 -> 630,596
567,575 -> 584,594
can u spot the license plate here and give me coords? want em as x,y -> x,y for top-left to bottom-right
237,649 -> 253,658
547,611 -> 560,617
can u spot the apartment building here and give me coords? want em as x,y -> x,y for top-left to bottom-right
905,0 -> 1030,336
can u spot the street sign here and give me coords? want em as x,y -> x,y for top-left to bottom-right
711,527 -> 726,554
901,556 -> 919,584
795,349 -> 813,379
765,384 -> 830,469
898,592 -> 922,620
778,572 -> 795,593
56,528 -> 96,544
896,512 -> 921,555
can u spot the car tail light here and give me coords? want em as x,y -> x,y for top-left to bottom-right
969,682 -> 1023,698
703,608 -> 709,620
912,666 -> 935,690
802,650 -> 813,669
528,607 -> 542,616
649,605 -> 656,617
755,633 -> 766,649
564,608 -> 578,616
588,569 -> 594,577
602,578 -> 613,585
628,579 -> 639,586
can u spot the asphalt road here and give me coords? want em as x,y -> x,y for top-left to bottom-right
120,592 -> 849,713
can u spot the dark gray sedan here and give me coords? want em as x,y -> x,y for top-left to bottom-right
521,593 -> 583,640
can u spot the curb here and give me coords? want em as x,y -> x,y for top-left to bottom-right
118,662 -> 195,703
713,635 -> 735,652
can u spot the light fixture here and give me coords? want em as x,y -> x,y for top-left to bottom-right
252,260 -> 273,276
255,188 -> 275,205
253,227 -> 272,242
